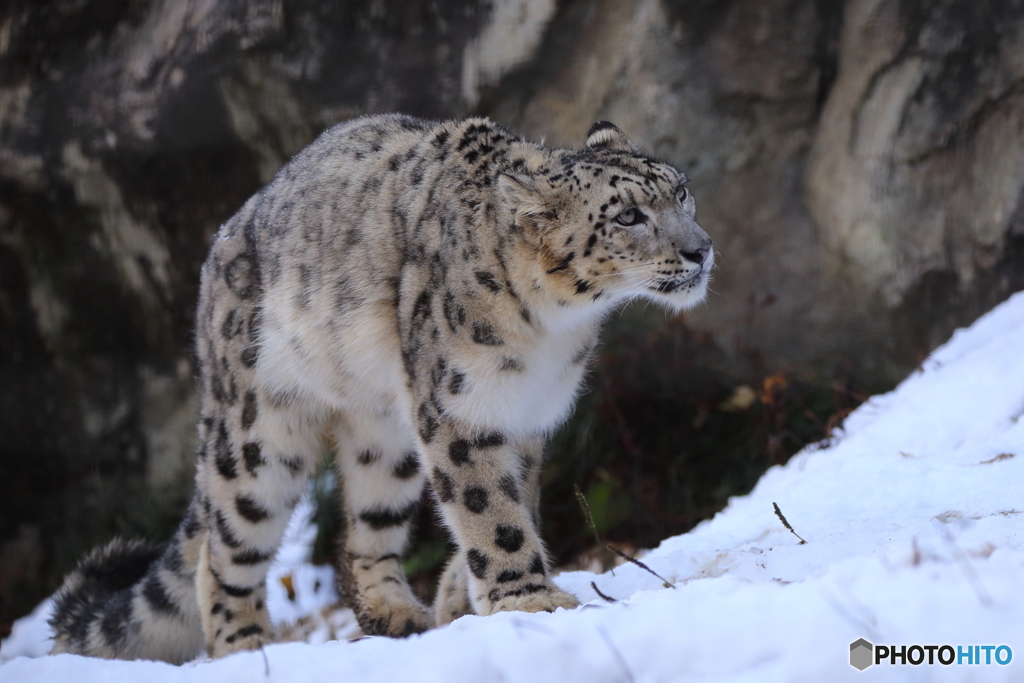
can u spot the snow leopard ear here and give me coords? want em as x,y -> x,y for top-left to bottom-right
585,121 -> 637,153
498,173 -> 547,217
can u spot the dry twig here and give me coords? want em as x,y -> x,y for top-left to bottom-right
575,484 -> 615,576
259,641 -> 270,677
591,581 -> 617,603
773,502 -> 807,544
606,544 -> 675,589
574,484 -> 602,545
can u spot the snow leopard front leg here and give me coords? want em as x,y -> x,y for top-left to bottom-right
419,413 -> 578,618
330,411 -> 433,637
433,436 -> 548,625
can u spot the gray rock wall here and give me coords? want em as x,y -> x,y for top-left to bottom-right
1,0 -> 1022,631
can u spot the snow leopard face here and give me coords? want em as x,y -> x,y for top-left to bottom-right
499,121 -> 713,313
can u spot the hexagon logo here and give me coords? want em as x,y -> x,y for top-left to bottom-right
850,638 -> 874,671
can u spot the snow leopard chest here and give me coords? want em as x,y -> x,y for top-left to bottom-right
255,290 -> 597,438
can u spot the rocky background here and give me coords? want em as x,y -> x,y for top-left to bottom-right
2,0 -> 1023,634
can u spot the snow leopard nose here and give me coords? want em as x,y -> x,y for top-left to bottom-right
680,245 -> 711,265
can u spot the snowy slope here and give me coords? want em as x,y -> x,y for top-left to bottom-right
3,291 -> 1023,682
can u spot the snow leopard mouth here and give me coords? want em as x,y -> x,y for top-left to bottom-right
647,266 -> 707,294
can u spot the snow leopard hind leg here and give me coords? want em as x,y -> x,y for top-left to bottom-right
189,206 -> 332,659
47,199 -> 287,663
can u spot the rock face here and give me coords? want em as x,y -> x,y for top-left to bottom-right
805,0 -> 1024,358
1,0 -> 1022,632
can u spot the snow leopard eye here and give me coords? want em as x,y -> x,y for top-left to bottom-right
677,186 -> 689,203
614,207 -> 645,227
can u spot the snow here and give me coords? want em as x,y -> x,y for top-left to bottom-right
3,290 -> 1023,682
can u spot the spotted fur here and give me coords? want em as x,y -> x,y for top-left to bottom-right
50,115 -> 713,661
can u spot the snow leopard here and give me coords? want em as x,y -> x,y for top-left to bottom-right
49,114 -> 714,663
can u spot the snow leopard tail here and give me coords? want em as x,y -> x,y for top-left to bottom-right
49,528 -> 204,663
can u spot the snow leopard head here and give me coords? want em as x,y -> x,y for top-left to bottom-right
499,121 -> 713,313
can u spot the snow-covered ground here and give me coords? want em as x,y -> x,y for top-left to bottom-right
3,291 -> 1023,682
